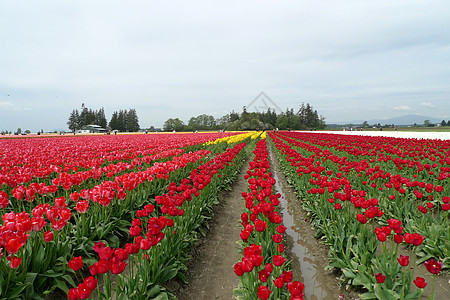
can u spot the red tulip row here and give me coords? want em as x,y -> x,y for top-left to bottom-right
234,139 -> 305,300
0,147 -> 211,270
0,133 -> 243,298
269,131 -> 447,299
271,132 -> 448,260
0,132 -> 235,188
67,142 -> 249,299
6,148 -> 186,208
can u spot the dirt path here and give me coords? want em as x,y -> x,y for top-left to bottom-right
169,157 -> 249,300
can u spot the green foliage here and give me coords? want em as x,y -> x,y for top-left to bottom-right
163,118 -> 186,132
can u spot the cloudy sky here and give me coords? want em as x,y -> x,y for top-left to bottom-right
1,0 -> 449,132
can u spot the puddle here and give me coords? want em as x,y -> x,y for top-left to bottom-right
272,169 -> 344,300
267,146 -> 357,300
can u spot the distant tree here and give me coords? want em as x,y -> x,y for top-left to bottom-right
17,128 -> 22,134
96,107 -> 108,129
423,120 -> 432,127
117,110 -> 127,131
126,109 -> 140,132
276,114 -> 288,130
163,118 -> 185,132
188,114 -> 216,131
67,109 -> 81,132
229,110 -> 239,122
216,114 -> 230,129
440,120 -> 447,127
241,106 -> 250,123
25,130 -> 31,134
109,111 -> 119,130
362,121 -> 369,128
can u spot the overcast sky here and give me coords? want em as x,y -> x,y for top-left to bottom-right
1,0 -> 449,132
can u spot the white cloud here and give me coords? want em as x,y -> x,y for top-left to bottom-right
1,1 -> 450,131
421,102 -> 436,108
393,105 -> 412,111
0,101 -> 14,109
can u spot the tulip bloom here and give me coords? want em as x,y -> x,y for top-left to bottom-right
257,286 -> 271,300
254,219 -> 267,232
413,277 -> 427,288
273,255 -> 287,267
75,200 -> 89,214
68,256 -> 83,271
424,259 -> 443,275
287,281 -> 305,298
397,255 -> 409,267
10,256 -> 22,269
375,273 -> 386,283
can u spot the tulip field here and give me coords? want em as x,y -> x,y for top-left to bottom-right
269,131 -> 448,299
0,131 -> 448,299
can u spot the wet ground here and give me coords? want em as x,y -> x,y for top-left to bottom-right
268,144 -> 361,300
169,157 -> 249,299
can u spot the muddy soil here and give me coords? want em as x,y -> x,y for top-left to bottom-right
268,143 -> 362,300
168,157 -> 250,299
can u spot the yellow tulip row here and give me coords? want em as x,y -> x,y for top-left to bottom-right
205,131 -> 264,145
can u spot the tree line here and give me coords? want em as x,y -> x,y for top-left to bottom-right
67,104 -> 140,132
163,103 -> 326,132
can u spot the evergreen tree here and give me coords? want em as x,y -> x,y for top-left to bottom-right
118,110 -> 127,131
109,111 -> 119,130
126,109 -> 140,132
67,109 -> 80,132
96,107 -> 107,129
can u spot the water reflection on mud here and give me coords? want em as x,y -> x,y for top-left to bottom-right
271,163 -> 345,300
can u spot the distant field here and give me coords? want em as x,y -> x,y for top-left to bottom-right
327,126 -> 450,132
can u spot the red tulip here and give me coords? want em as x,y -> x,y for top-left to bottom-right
43,230 -> 54,242
424,259 -> 443,275
10,256 -> 22,269
55,197 -> 67,208
234,262 -> 244,276
413,277 -> 427,288
272,234 -> 283,243
274,276 -> 285,288
287,281 -> 305,298
96,260 -> 110,274
68,288 -> 81,300
397,255 -> 409,267
375,273 -> 386,283
75,200 -> 89,214
83,276 -> 98,291
5,238 -> 25,254
356,214 -> 367,224
259,270 -> 270,283
257,285 -> 271,300
68,256 -> 83,271
254,219 -> 267,232
111,258 -> 127,274
273,255 -> 287,267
